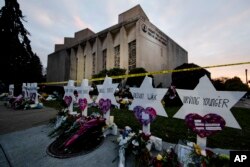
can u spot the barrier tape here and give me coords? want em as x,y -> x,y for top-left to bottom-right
39,61 -> 250,85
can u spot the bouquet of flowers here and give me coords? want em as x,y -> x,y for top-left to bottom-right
151,146 -> 180,167
113,128 -> 152,167
48,108 -> 77,138
188,143 -> 229,167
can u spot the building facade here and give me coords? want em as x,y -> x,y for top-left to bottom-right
47,5 -> 188,87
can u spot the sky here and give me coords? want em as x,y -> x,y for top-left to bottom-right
1,0 -> 250,83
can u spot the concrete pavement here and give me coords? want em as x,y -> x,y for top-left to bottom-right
0,101 -> 57,135
0,102 -> 133,167
0,125 -> 122,167
234,98 -> 250,108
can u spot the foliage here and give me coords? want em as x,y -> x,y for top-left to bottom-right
224,77 -> 248,91
0,0 -> 43,87
92,68 -> 126,84
171,63 -> 210,89
108,68 -> 126,77
92,69 -> 108,80
212,77 -> 228,90
126,67 -> 154,87
43,99 -> 66,111
212,77 -> 249,92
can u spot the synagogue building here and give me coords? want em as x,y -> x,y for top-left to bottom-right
47,5 -> 188,87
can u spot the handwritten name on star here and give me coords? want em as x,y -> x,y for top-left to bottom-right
65,88 -> 74,93
182,96 -> 229,108
77,90 -> 89,94
99,88 -> 114,93
133,92 -> 157,100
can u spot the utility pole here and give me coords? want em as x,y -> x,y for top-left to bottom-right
246,69 -> 248,85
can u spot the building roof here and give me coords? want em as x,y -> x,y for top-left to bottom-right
53,5 -> 147,52
51,4 -> 187,54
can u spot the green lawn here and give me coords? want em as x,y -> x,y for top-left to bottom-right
44,100 -> 250,150
110,107 -> 250,150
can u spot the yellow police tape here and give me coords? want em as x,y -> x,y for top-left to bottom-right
39,61 -> 250,85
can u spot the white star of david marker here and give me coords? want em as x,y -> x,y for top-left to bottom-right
96,76 -> 119,107
173,75 -> 246,129
129,76 -> 168,117
63,80 -> 76,114
75,79 -> 92,103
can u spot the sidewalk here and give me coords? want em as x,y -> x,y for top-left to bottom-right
234,98 -> 250,109
0,102 -> 130,167
0,125 -> 122,167
0,101 -> 57,135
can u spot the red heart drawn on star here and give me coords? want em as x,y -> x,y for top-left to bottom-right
64,96 -> 72,107
78,98 -> 87,111
98,98 -> 111,114
133,106 -> 157,125
185,113 -> 226,138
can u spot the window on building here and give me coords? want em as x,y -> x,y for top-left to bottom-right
83,55 -> 86,78
103,49 -> 107,70
92,52 -> 96,74
114,45 -> 120,67
128,40 -> 136,71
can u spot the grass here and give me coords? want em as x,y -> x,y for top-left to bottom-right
44,100 -> 250,150
43,100 -> 65,111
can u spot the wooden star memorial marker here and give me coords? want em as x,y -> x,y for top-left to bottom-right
129,76 -> 167,135
96,76 -> 119,124
173,75 -> 246,146
75,79 -> 92,116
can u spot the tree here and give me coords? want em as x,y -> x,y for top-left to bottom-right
171,63 -> 210,89
212,77 -> 228,90
126,67 -> 154,87
224,77 -> 248,91
0,0 -> 43,88
107,68 -> 126,83
92,68 -> 126,84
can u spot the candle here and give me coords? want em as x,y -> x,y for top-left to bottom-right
109,116 -> 114,125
